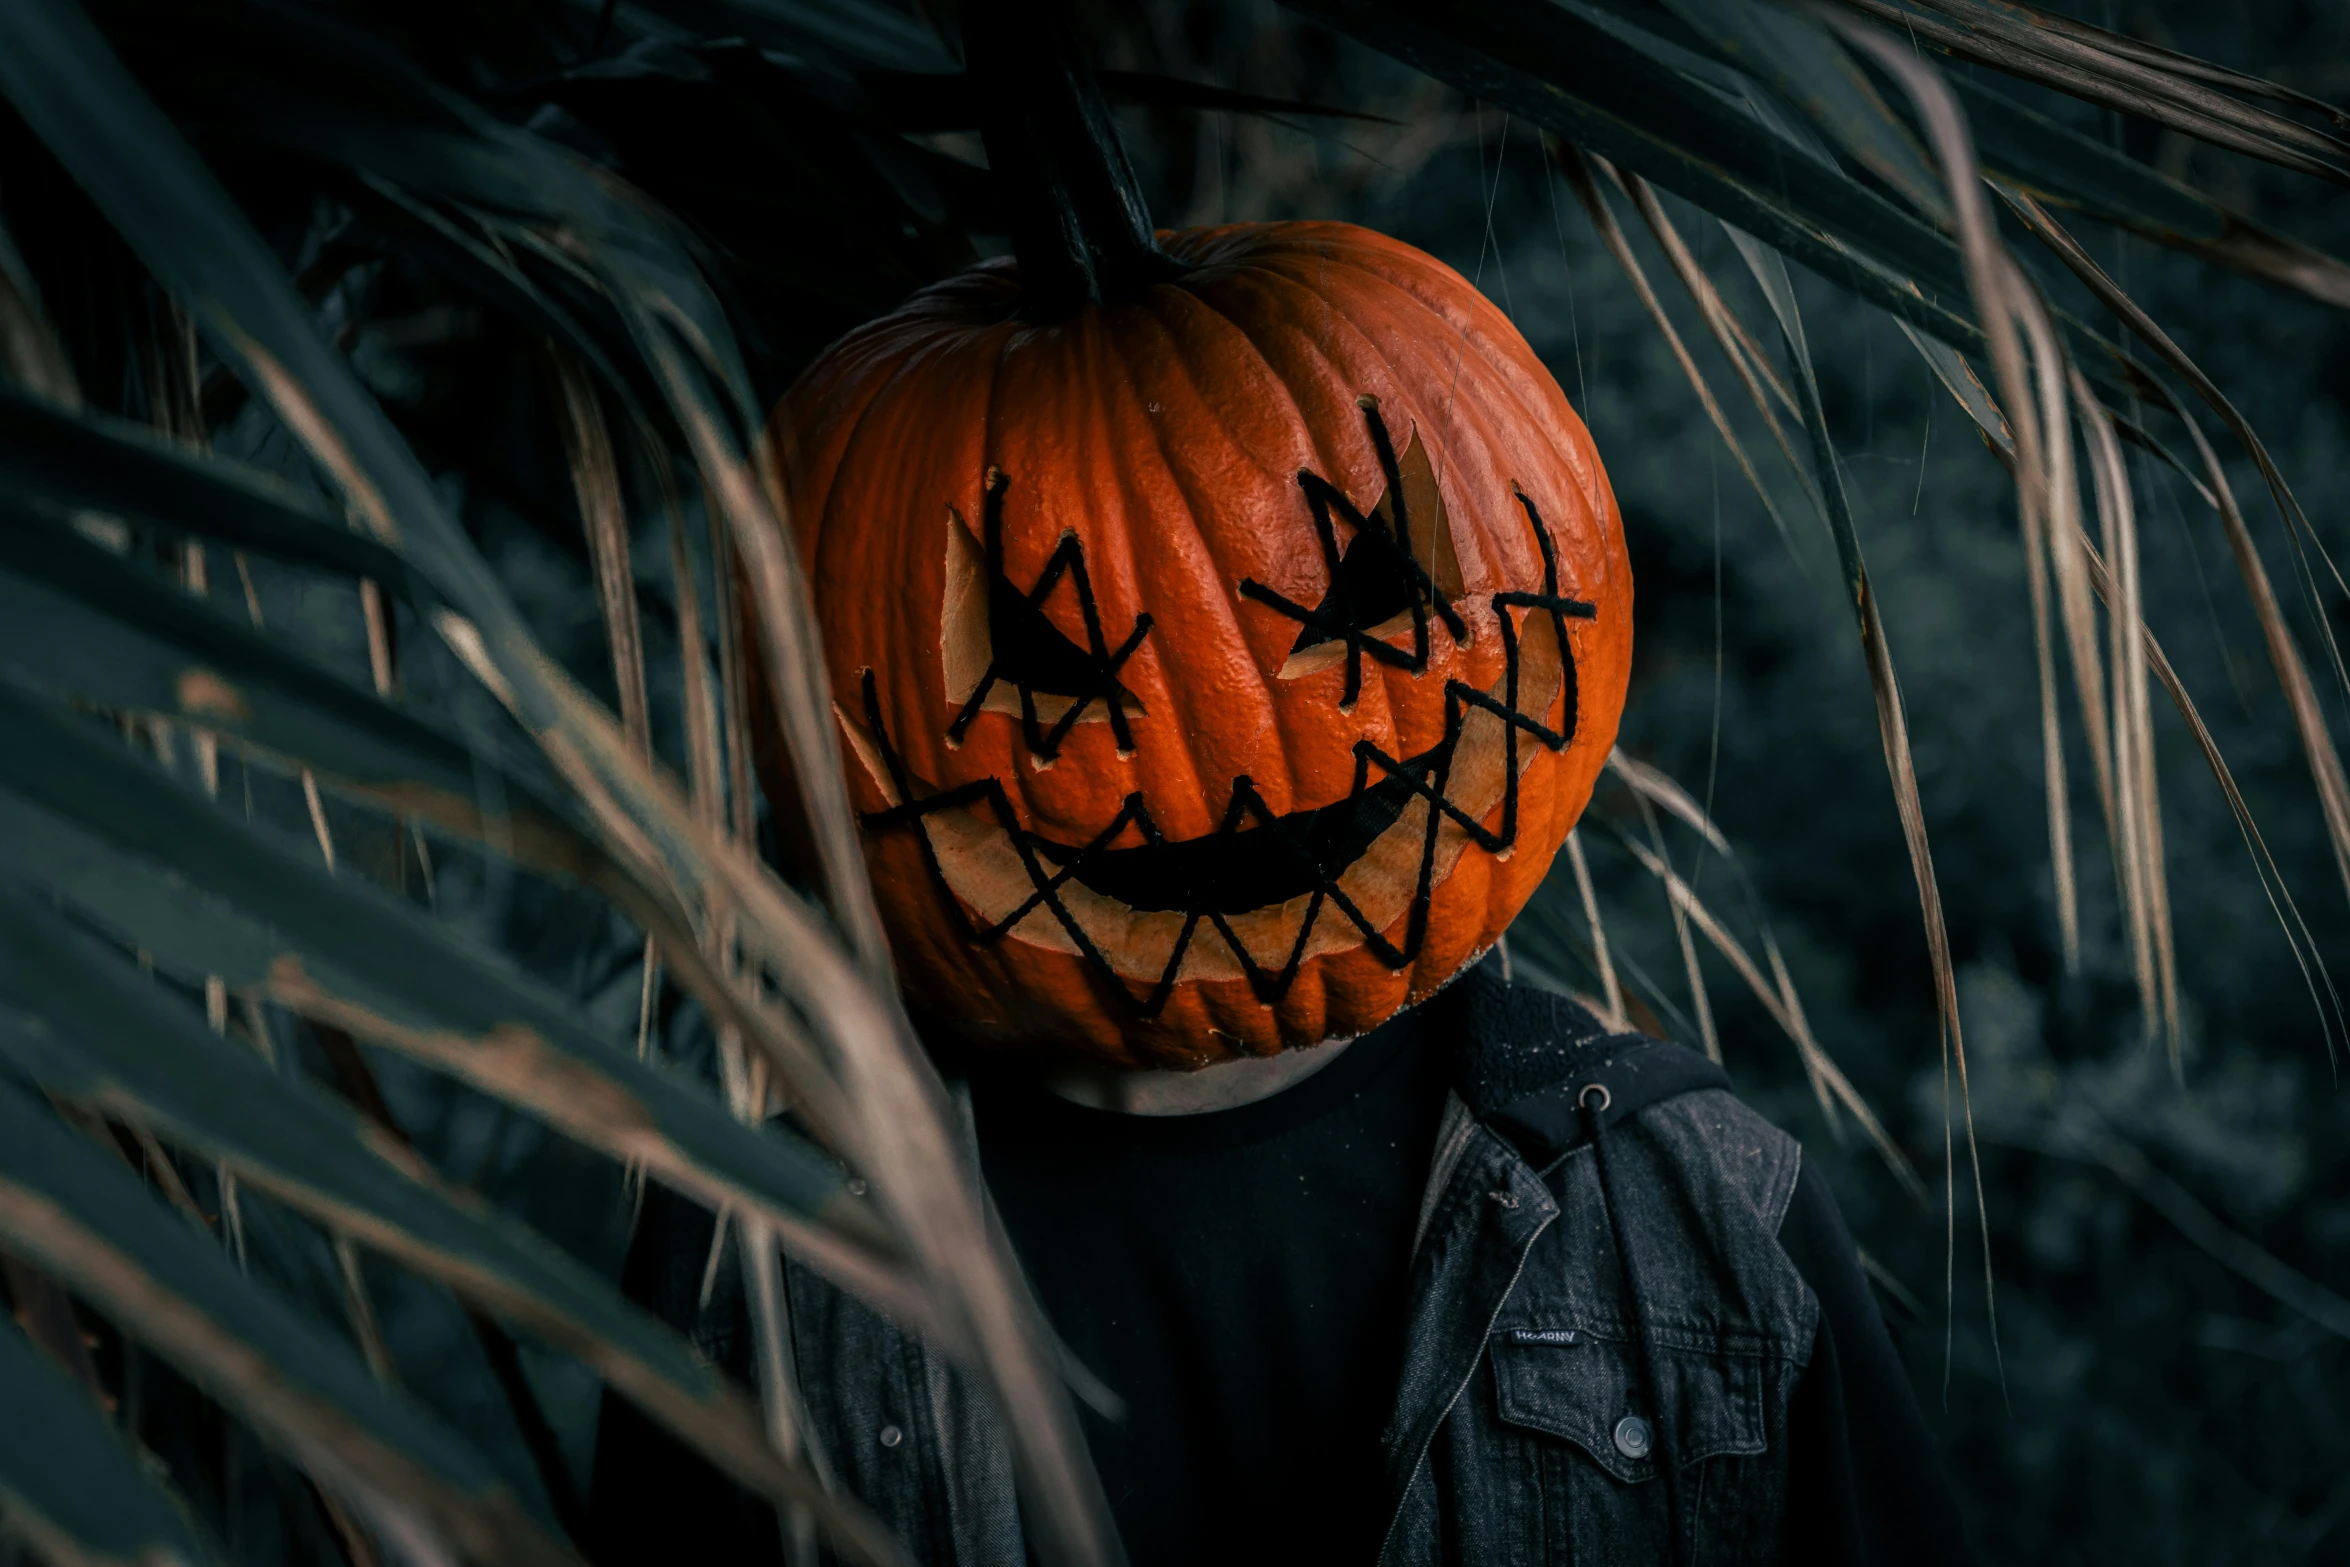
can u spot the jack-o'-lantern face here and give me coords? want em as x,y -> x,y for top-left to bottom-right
764,222 -> 1631,1069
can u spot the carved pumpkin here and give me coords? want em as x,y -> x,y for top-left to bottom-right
764,221 -> 1630,1068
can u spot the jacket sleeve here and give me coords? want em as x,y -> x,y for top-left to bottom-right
1775,1161 -> 1977,1567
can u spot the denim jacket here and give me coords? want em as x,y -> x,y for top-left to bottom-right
777,963 -> 1823,1566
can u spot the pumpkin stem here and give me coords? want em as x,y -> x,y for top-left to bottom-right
963,0 -> 1182,318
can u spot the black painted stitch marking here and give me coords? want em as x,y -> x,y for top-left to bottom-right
947,466 -> 1153,761
861,430 -> 1595,1019
1237,400 -> 1469,709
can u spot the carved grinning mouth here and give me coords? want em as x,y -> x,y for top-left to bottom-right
1032,756 -> 1428,916
848,401 -> 1596,1017
844,559 -> 1585,1015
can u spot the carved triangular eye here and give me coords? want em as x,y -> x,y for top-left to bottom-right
1281,427 -> 1467,677
941,467 -> 1151,765
1288,485 -> 1418,658
1240,399 -> 1469,706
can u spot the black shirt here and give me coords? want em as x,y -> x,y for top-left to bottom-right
973,1006 -> 1448,1567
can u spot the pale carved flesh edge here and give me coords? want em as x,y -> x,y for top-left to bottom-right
838,605 -> 1564,985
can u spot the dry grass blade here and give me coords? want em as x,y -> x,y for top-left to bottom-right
2003,341 -> 2078,971
669,495 -> 723,840
1994,272 -> 2104,976
1838,22 -> 2101,994
1614,170 -> 1823,520
2074,533 -> 2344,1062
1562,829 -> 1627,1031
293,694 -> 479,1427
1606,750 -> 1730,856
407,419 -> 1015,1562
579,338 -> 1114,1563
253,884 -> 927,1347
1552,141 -> 1805,560
679,484 -> 830,1565
2072,374 -> 2178,1057
687,400 -> 1118,1560
1904,0 -> 2350,161
1898,321 -> 2013,455
147,316 -> 264,1277
1857,1246 -> 1928,1320
635,319 -> 889,983
1827,0 -> 2350,184
1633,789 -> 1721,1065
1997,188 -> 2350,916
359,581 -> 395,701
0,1254 -> 104,1395
1718,169 -> 1993,1373
552,352 -> 651,759
1604,747 -> 1832,1126
0,1178 -> 570,1567
2001,183 -> 2350,643
667,730 -> 1118,1566
553,353 -> 663,1074
1763,930 -> 1842,1140
1612,832 -> 1929,1204
0,231 -> 78,407
744,1219 -> 820,1567
334,1233 -> 397,1385
707,494 -> 757,852
1946,0 -> 2341,127
1834,19 -> 2115,1378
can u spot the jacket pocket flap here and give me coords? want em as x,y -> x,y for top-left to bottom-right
1490,1330 -> 1767,1483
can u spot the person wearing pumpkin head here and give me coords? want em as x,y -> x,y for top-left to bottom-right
589,15 -> 1976,1567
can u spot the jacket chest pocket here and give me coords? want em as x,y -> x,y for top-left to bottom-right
1483,1328 -> 1791,1567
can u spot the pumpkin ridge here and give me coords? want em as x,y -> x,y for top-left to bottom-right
1063,306 -> 1157,799
1166,276 -> 1422,814
1202,258 -> 1519,727
1161,254 -> 1579,811
1096,293 -> 1285,833
1235,242 -> 1577,476
1232,251 -> 1520,516
798,325 -> 996,581
1133,278 -> 1350,815
1195,254 -> 1481,514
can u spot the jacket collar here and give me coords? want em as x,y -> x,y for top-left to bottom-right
1440,954 -> 1732,1169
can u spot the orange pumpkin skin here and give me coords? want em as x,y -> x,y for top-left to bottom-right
765,221 -> 1630,1070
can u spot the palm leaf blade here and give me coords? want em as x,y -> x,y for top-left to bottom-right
0,1069 -> 571,1567
0,885 -> 905,1566
0,678 -> 916,1315
0,389 -> 408,582
0,511 -> 585,864
0,1310 -> 216,1567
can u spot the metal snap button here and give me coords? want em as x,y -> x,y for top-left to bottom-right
1612,1414 -> 1653,1461
878,1424 -> 904,1449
